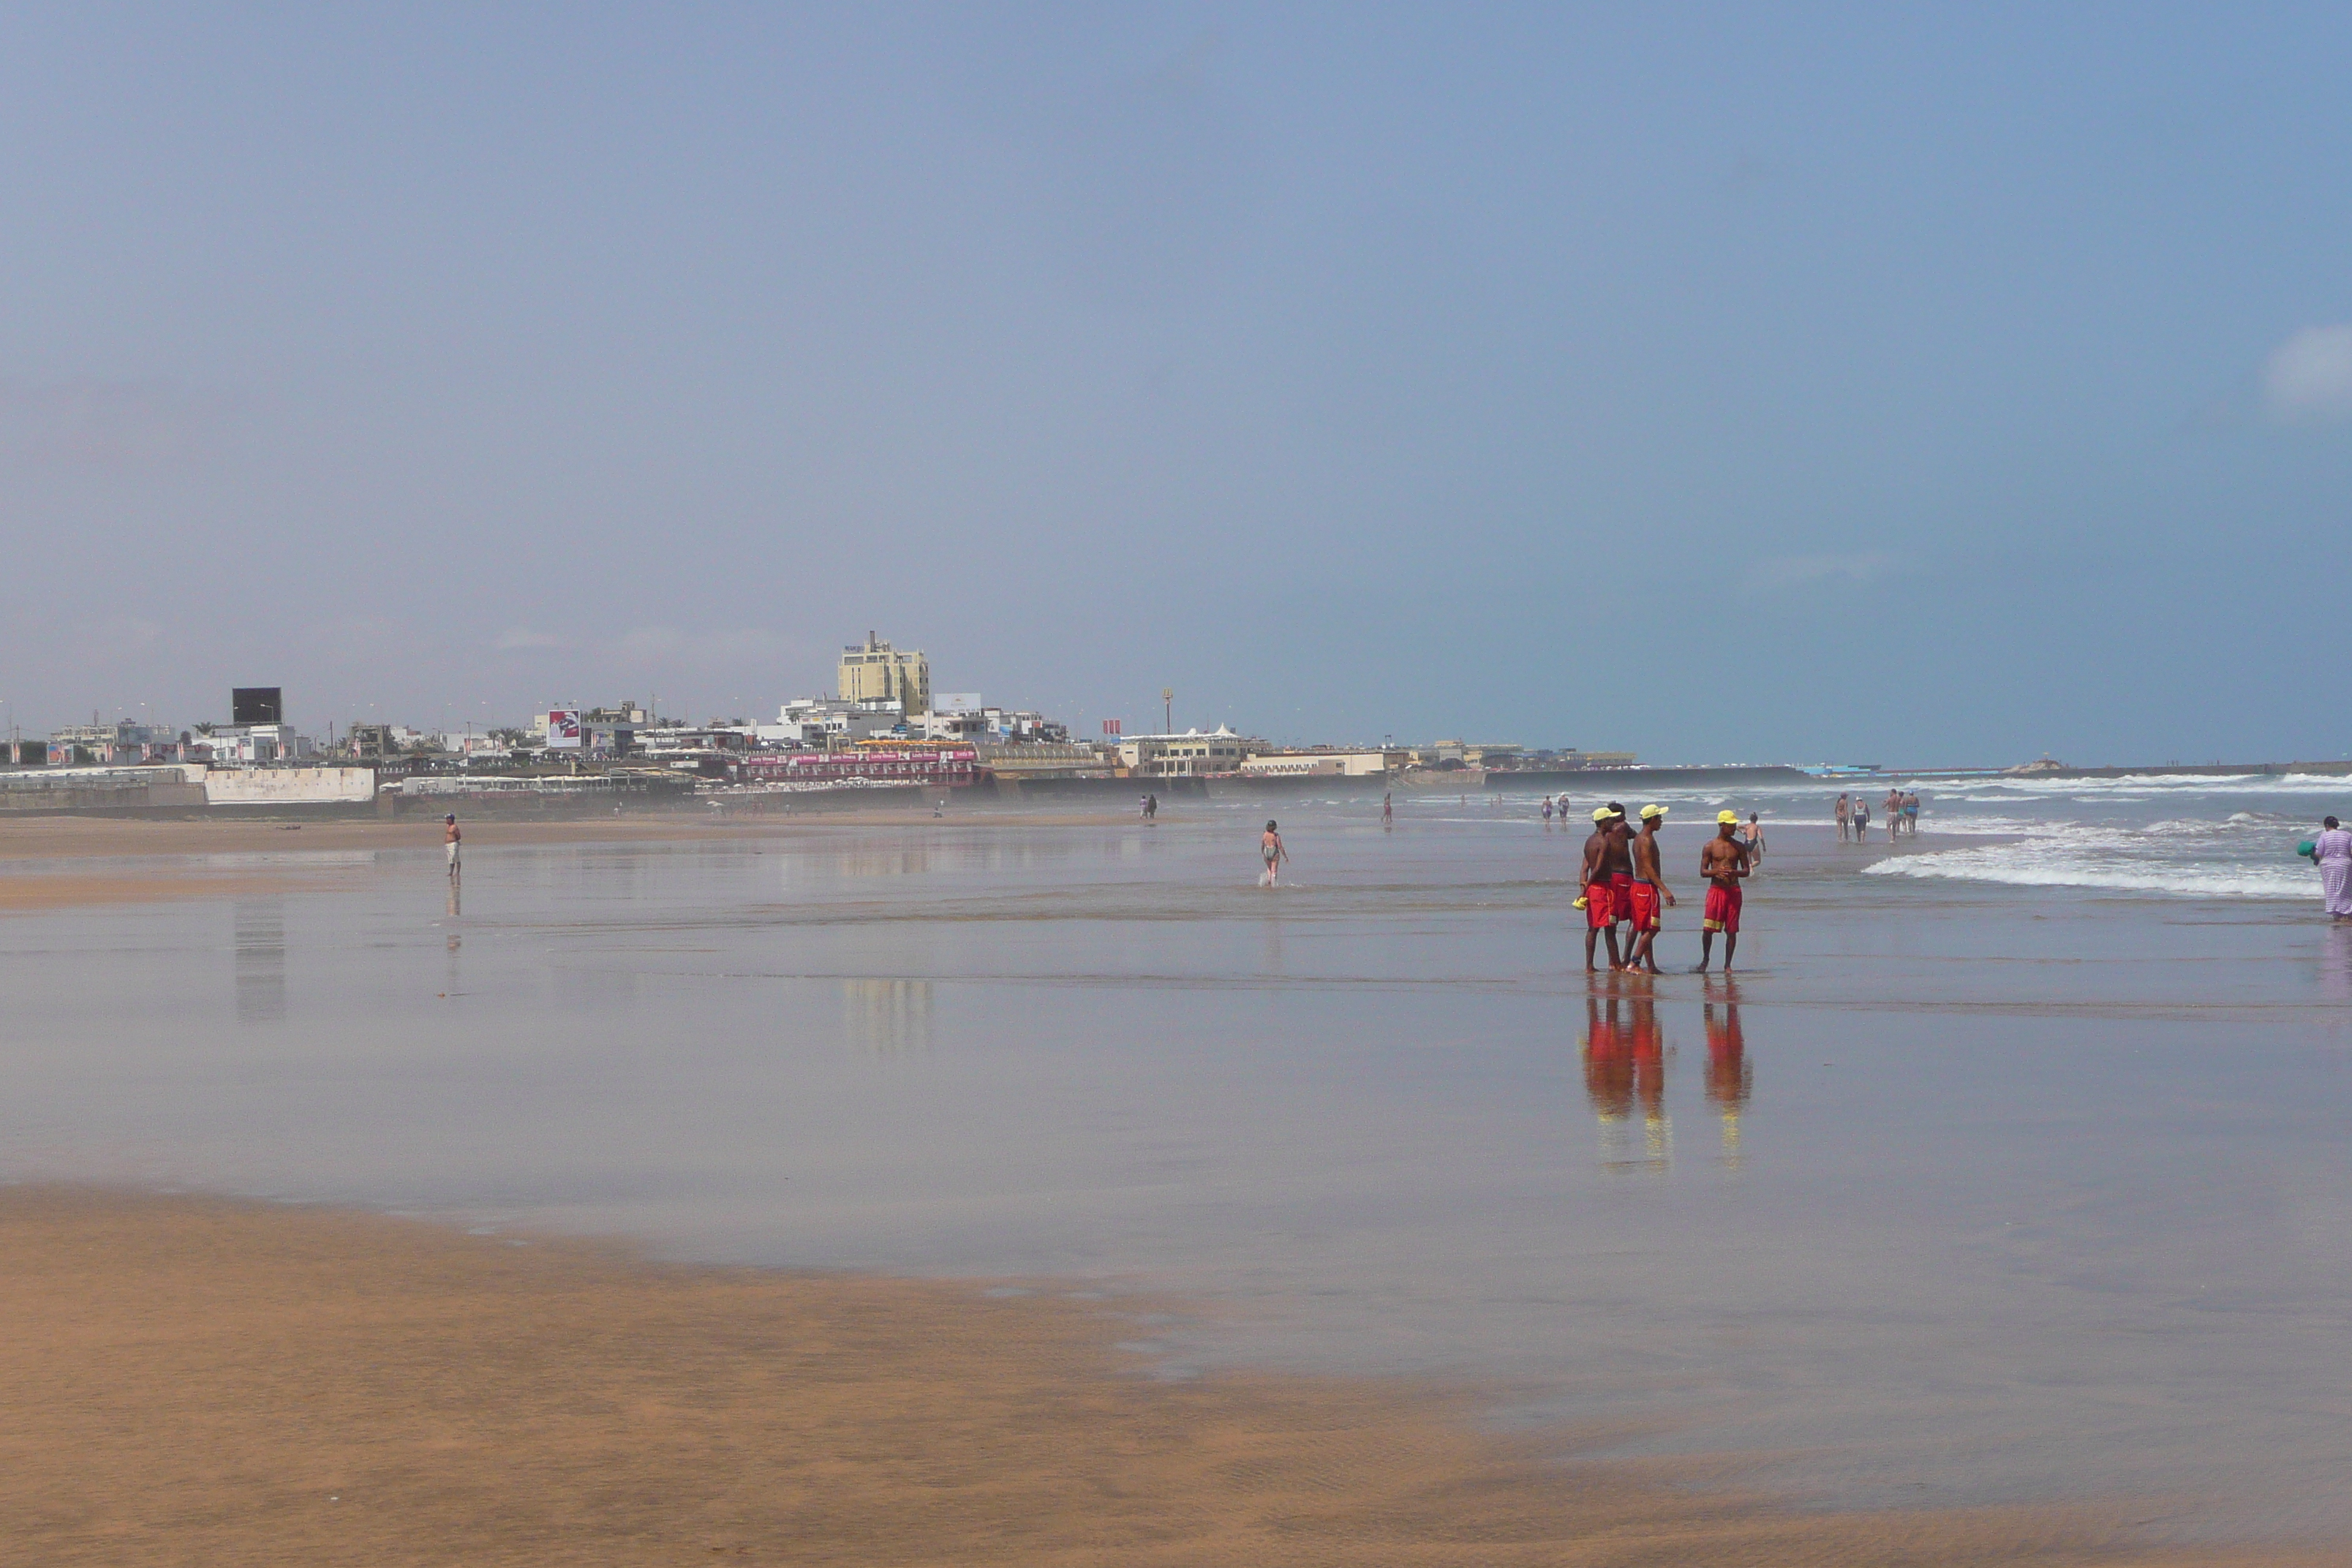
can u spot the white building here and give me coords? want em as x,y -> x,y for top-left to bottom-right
1116,727 -> 1259,777
768,697 -> 906,747
196,724 -> 314,765
1238,750 -> 1395,778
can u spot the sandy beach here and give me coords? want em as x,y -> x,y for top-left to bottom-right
1,1185 -> 2326,1567
5,788 -> 2350,1558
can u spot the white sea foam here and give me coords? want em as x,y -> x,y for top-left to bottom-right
1864,840 -> 2316,900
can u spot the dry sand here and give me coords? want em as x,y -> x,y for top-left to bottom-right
0,1187 -> 2329,1567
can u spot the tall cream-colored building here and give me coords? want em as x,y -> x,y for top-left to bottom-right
837,633 -> 931,714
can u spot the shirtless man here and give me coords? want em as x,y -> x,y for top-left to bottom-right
1624,804 -> 1677,972
443,813 -> 461,878
1741,813 -> 1765,864
1603,802 -> 1638,954
1382,792 -> 1393,829
1885,788 -> 1904,839
1578,806 -> 1629,971
1835,793 -> 1851,842
1696,810 -> 1750,972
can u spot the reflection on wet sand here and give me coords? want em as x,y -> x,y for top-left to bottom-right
443,882 -> 461,990
232,899 -> 284,1025
1583,989 -> 1669,1172
844,977 -> 932,1052
1703,987 -> 1751,1169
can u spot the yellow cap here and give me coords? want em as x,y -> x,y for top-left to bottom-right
1640,804 -> 1667,820
1591,807 -> 1612,821
1718,810 -> 1739,824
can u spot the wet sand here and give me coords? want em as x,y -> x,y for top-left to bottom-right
7,797 -> 2351,1551
0,808 -> 1144,863
0,870 -> 331,915
0,810 -> 1141,913
1,1186 -> 2324,1567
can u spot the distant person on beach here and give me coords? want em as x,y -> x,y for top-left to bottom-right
1835,794 -> 1851,842
2313,817 -> 2352,921
1853,797 -> 1870,842
1382,792 -> 1393,828
1904,791 -> 1921,835
1741,813 -> 1765,863
1260,821 -> 1288,886
1578,807 -> 1624,970
1146,794 -> 1158,822
1885,788 -> 1903,837
1625,805 -> 1676,972
1542,797 -> 1554,824
443,813 -> 461,877
1697,811 -> 1750,972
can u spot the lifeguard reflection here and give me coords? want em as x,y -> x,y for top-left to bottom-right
1582,989 -> 1668,1171
1702,984 -> 1751,1169
1580,979 -> 1751,1171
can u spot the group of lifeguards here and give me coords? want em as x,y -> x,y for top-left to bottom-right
1575,802 -> 1752,973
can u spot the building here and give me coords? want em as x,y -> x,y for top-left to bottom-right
734,742 -> 978,788
909,706 -> 1069,744
193,724 -> 312,764
769,696 -> 906,747
838,633 -> 930,715
1116,727 -> 1260,777
346,723 -> 398,758
1239,750 -> 1395,778
975,741 -> 1112,779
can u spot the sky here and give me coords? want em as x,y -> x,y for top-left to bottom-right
3,3 -> 2349,766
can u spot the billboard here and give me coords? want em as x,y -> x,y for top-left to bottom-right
543,709 -> 583,750
935,692 -> 982,715
232,687 -> 283,725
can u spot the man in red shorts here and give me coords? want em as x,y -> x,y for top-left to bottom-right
1624,804 -> 1677,972
1578,806 -> 1627,971
1602,802 -> 1638,959
1697,810 -> 1750,973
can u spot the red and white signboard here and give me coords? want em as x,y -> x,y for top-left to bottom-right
543,709 -> 583,750
1102,718 -> 1122,735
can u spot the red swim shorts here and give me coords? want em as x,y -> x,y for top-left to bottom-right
1583,882 -> 1615,928
1624,881 -> 1662,933
1610,872 -> 1635,921
1703,883 -> 1743,933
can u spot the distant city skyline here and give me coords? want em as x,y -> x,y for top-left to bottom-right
4,7 -> 2351,765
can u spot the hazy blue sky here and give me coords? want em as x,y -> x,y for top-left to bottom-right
4,4 -> 2349,764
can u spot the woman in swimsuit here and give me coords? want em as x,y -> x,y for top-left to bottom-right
1261,820 -> 1289,886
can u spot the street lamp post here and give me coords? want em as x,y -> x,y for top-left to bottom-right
1162,687 -> 1173,734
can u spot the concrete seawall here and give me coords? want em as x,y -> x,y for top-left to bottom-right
204,768 -> 377,806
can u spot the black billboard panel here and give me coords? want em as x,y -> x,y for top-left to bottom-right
232,687 -> 283,725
